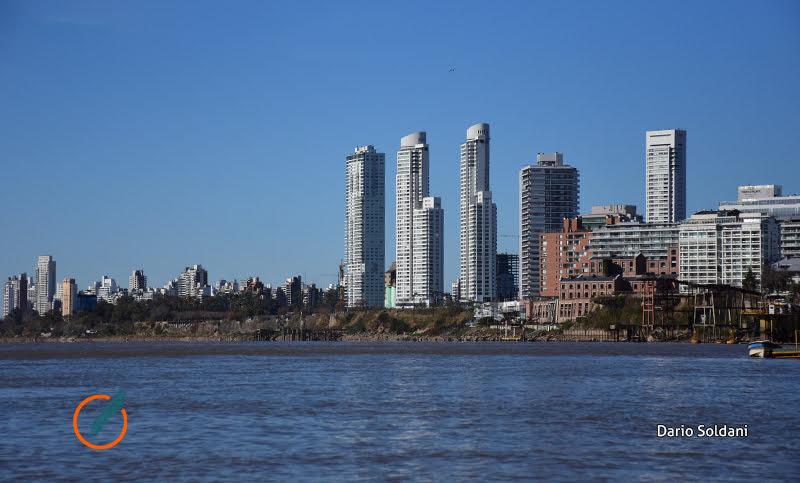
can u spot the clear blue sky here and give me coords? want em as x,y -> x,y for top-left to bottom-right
2,0 -> 799,292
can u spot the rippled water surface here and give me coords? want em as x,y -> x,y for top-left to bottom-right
1,342 -> 798,481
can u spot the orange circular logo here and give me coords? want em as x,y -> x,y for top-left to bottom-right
73,394 -> 128,449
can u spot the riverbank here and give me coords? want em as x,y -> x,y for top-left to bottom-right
1,327 -> 723,344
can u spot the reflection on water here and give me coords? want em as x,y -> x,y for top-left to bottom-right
0,342 -> 798,480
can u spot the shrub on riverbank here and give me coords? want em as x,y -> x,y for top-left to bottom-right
333,306 -> 471,335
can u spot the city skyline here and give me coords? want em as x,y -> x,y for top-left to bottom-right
1,1 -> 798,291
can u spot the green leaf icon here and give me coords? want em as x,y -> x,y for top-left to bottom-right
90,390 -> 126,436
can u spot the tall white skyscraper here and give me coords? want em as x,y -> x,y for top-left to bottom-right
35,255 -> 56,314
345,145 -> 385,307
519,153 -> 579,300
396,132 -> 444,307
646,129 -> 687,223
460,123 -> 497,302
413,196 -> 444,305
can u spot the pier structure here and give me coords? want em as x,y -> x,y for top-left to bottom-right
640,278 -> 800,342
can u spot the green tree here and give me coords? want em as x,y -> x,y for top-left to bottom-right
761,263 -> 791,294
323,288 -> 340,308
742,268 -> 758,292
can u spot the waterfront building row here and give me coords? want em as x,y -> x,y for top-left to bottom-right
679,210 -> 780,290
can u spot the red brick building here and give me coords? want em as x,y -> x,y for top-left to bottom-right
532,216 -> 681,323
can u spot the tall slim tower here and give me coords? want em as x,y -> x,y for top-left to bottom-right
62,279 -> 77,317
519,154 -> 579,300
460,123 -> 497,302
35,255 -> 56,314
345,145 -> 386,307
396,132 -> 443,307
2,277 -> 18,318
646,129 -> 687,223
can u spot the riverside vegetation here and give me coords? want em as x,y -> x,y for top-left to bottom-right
1,293 -> 485,341
4,287 -> 796,342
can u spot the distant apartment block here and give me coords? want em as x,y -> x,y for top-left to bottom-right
2,277 -> 18,318
679,210 -> 780,290
579,205 -> 642,229
718,185 -> 800,259
519,153 -> 579,299
496,253 -> 519,301
718,185 -> 800,218
90,276 -> 120,303
35,255 -> 56,314
539,219 -> 593,297
646,129 -> 686,223
451,279 -> 461,303
178,265 -> 208,299
460,123 -> 497,303
345,145 -> 386,308
588,221 -> 680,274
780,216 -> 800,259
281,275 -> 302,307
76,292 -> 97,312
62,279 -> 77,317
303,283 -> 321,310
129,270 -> 147,292
2,273 -> 27,318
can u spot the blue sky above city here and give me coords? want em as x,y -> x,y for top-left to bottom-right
1,0 -> 799,291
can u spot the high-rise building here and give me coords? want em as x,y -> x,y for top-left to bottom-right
412,196 -> 444,305
519,153 -> 579,300
396,132 -> 445,307
129,270 -> 147,292
646,129 -> 687,223
62,279 -> 77,317
3,273 -> 27,317
345,145 -> 385,307
2,277 -> 19,318
396,132 -> 428,307
460,123 -> 497,302
35,255 -> 56,314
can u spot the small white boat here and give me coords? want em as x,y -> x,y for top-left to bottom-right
748,340 -> 800,358
748,341 -> 780,358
